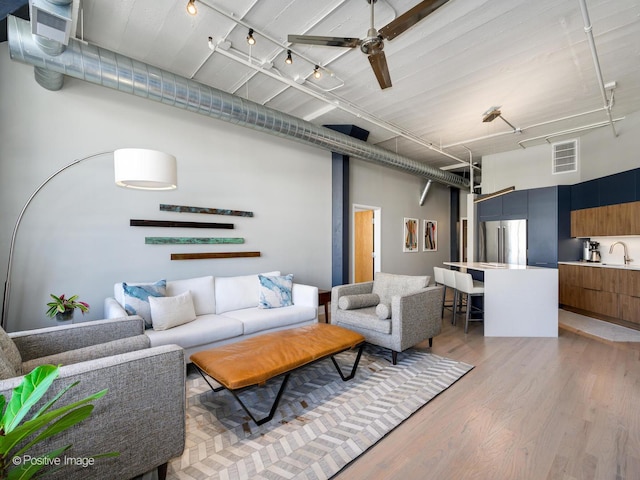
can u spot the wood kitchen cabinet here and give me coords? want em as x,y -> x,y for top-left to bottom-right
570,201 -> 640,237
559,264 -> 639,329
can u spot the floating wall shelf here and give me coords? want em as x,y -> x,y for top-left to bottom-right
130,219 -> 234,229
160,204 -> 254,217
170,252 -> 261,260
145,237 -> 244,245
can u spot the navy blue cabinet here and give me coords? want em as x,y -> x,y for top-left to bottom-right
571,179 -> 599,210
571,168 -> 640,209
502,190 -> 528,218
599,170 -> 636,206
527,186 -> 581,268
477,190 -> 527,221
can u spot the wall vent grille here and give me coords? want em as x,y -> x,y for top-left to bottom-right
552,139 -> 578,174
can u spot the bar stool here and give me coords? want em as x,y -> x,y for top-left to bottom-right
433,267 -> 453,318
441,269 -> 458,324
453,271 -> 484,333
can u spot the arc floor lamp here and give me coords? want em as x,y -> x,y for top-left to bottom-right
1,148 -> 178,330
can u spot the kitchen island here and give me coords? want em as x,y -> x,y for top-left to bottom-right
444,262 -> 558,337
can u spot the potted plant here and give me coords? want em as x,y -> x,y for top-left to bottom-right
0,364 -> 117,479
45,295 -> 90,322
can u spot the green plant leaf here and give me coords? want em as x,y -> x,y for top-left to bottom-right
14,406 -> 94,458
1,389 -> 107,456
1,366 -> 59,435
31,381 -> 80,420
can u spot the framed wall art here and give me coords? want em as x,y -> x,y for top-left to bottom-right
403,217 -> 419,252
423,220 -> 437,251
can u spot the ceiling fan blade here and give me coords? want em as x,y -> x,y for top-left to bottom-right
287,34 -> 361,48
378,0 -> 450,41
368,51 -> 392,89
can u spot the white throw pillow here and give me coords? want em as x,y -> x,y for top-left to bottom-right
149,291 -> 197,331
167,275 -> 215,315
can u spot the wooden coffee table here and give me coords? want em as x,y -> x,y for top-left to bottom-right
190,323 -> 365,425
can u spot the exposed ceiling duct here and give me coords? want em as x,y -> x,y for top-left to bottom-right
6,15 -> 469,190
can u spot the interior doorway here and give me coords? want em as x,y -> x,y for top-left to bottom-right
352,205 -> 381,283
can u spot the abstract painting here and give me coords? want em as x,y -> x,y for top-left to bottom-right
403,217 -> 418,252
424,220 -> 437,251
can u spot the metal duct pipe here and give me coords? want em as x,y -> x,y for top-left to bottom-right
31,0 -> 73,91
419,180 -> 433,206
7,16 -> 468,189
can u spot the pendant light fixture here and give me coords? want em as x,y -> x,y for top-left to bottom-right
246,28 -> 256,45
313,65 -> 321,79
285,49 -> 293,65
186,0 -> 197,16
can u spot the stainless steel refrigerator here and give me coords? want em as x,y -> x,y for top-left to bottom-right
478,219 -> 527,265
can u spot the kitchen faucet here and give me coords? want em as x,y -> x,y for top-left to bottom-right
609,241 -> 633,265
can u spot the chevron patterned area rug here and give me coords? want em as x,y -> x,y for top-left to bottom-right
168,345 -> 473,480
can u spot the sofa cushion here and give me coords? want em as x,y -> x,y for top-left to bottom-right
334,307 -> 392,335
122,280 -> 167,328
372,272 -> 430,306
375,303 -> 391,320
149,291 -> 197,331
220,305 -> 317,335
258,274 -> 293,309
144,314 -> 243,349
215,271 -> 280,314
338,293 -> 380,310
0,327 -> 21,377
167,276 -> 215,315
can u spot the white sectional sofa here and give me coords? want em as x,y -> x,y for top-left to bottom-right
104,271 -> 318,360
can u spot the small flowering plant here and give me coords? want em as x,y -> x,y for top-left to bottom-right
45,294 -> 90,318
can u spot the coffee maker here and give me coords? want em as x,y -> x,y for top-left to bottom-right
588,241 -> 601,262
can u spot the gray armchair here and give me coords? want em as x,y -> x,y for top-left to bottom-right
0,317 -> 185,480
331,273 -> 443,364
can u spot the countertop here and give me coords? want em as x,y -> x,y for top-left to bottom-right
443,262 -> 548,271
558,261 -> 640,271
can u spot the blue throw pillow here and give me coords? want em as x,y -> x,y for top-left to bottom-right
258,274 -> 293,309
122,279 -> 167,328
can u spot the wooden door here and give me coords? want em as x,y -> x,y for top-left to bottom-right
355,210 -> 374,283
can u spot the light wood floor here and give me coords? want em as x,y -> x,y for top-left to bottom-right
331,310 -> 640,480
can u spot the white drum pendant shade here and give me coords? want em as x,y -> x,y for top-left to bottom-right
114,148 -> 177,190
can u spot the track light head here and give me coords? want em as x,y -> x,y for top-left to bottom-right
482,107 -> 501,123
285,49 -> 293,65
313,65 -> 322,79
247,28 -> 256,45
186,0 -> 197,16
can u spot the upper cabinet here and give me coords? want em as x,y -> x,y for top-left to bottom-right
477,190 -> 528,221
570,167 -> 640,237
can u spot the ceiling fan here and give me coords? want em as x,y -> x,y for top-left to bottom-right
288,0 -> 450,90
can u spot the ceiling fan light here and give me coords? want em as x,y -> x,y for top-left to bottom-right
313,65 -> 322,79
285,50 -> 293,65
246,28 -> 256,45
186,0 -> 197,16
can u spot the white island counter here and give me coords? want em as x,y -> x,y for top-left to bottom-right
443,262 -> 558,337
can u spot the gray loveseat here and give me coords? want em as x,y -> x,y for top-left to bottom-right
0,317 -> 185,480
331,272 -> 443,364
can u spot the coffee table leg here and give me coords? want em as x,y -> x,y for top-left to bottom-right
231,373 -> 291,426
330,343 -> 364,381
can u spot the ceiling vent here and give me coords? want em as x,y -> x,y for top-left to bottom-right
552,139 -> 578,174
